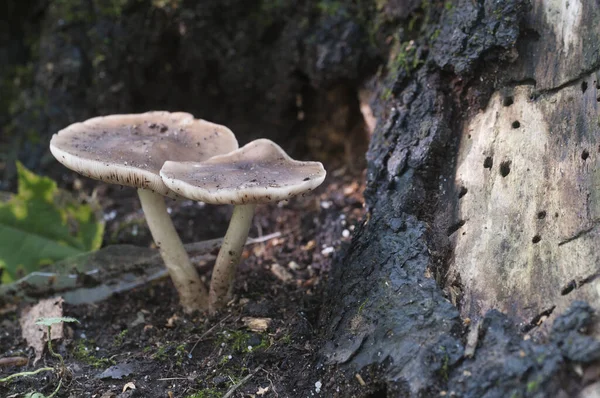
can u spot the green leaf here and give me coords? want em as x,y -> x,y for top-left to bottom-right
35,316 -> 80,326
24,393 -> 47,398
0,162 -> 104,283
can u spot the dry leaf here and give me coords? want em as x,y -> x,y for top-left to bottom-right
166,314 -> 179,328
270,263 -> 293,283
242,317 -> 272,333
122,382 -> 136,392
256,386 -> 270,395
20,297 -> 64,364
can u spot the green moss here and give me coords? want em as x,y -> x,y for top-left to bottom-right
382,87 -> 393,101
389,41 -> 422,74
152,343 -> 170,361
217,330 -> 270,355
175,344 -> 187,367
280,333 -> 292,344
526,380 -> 538,393
72,339 -> 115,368
185,390 -> 221,398
113,329 -> 128,347
357,298 -> 369,314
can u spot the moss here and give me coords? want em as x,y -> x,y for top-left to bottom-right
526,380 -> 539,393
185,390 -> 221,398
357,298 -> 369,314
175,344 -> 187,367
152,343 -> 170,361
113,329 -> 128,346
382,87 -> 393,101
72,339 -> 115,368
389,41 -> 422,74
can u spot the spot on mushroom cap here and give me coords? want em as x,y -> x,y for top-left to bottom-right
160,138 -> 326,204
49,111 -> 239,198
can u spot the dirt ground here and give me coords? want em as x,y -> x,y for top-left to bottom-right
0,159 -> 366,398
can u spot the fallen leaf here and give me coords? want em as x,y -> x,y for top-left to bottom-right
0,357 -> 28,367
270,263 -> 293,283
122,382 -> 136,392
20,297 -> 64,364
166,314 -> 179,328
242,317 -> 272,333
256,386 -> 270,395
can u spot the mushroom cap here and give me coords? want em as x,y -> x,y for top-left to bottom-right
50,111 -> 238,198
160,139 -> 326,204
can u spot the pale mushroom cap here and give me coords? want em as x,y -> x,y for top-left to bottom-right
160,139 -> 326,204
49,111 -> 238,198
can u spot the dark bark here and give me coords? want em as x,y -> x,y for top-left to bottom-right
320,0 -> 600,397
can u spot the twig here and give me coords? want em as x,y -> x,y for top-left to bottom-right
184,232 -> 282,255
188,314 -> 233,357
222,366 -> 262,398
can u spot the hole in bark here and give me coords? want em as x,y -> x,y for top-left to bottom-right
499,160 -> 511,177
562,272 -> 600,296
447,219 -> 466,236
555,212 -> 559,218
458,186 -> 468,198
537,211 -> 546,219
532,235 -> 541,244
503,96 -> 514,106
561,279 -> 577,295
582,149 -> 590,160
521,306 -> 556,333
512,121 -> 520,129
483,156 -> 493,169
581,81 -> 588,93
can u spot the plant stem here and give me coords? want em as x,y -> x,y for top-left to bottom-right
46,326 -> 64,368
208,204 -> 256,313
0,367 -> 54,383
138,188 -> 208,312
47,378 -> 63,398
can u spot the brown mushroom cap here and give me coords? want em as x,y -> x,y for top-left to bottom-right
160,139 -> 326,204
50,111 -> 238,198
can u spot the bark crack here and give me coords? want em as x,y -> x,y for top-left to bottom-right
532,60 -> 600,97
557,219 -> 600,247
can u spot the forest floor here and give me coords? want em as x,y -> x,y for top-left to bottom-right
0,163 -> 366,398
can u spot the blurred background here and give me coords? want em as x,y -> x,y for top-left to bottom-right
0,0 -> 393,191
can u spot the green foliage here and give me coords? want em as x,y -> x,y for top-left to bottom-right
0,162 -> 104,283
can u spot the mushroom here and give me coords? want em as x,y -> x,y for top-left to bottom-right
159,138 -> 326,313
49,111 -> 238,313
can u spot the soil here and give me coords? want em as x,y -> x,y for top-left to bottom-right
0,160 -> 366,398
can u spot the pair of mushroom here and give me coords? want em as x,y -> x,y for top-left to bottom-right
49,112 -> 326,314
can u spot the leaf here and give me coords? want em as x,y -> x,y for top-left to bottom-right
35,316 -> 80,326
0,162 -> 104,283
24,392 -> 47,398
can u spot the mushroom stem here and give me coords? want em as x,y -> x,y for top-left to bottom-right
137,188 -> 208,313
208,203 -> 257,313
